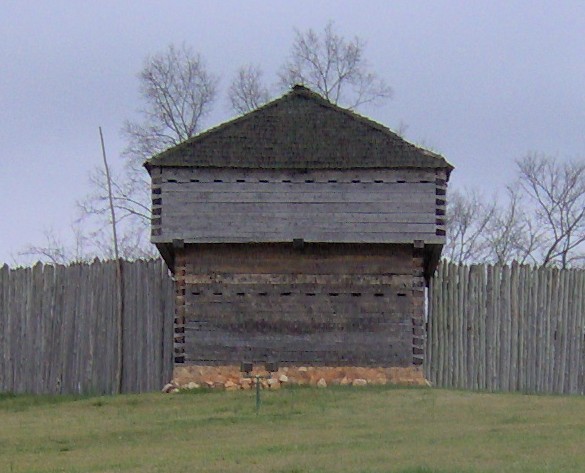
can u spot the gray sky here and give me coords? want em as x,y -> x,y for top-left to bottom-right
2,1 -> 584,264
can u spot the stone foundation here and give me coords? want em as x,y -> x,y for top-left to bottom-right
165,365 -> 429,392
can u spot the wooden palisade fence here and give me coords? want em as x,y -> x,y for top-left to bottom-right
426,261 -> 585,394
0,259 -> 174,395
3,258 -> 585,396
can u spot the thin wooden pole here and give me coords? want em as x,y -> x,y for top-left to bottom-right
99,127 -> 124,394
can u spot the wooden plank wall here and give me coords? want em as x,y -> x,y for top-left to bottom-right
426,261 -> 585,394
0,259 -> 174,395
153,168 -> 446,245
179,244 -> 421,367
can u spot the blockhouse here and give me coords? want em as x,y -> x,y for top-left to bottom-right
145,85 -> 453,369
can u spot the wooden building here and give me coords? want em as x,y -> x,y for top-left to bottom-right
145,85 -> 453,369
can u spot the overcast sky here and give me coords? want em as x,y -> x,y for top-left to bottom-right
2,1 -> 584,264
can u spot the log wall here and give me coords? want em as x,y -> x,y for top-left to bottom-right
151,168 -> 447,245
173,244 -> 425,367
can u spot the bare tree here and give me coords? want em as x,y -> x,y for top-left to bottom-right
20,45 -> 218,264
278,21 -> 392,109
517,154 -> 585,268
76,165 -> 156,260
75,44 -> 218,260
443,189 -> 497,264
18,226 -> 92,265
228,64 -> 270,114
18,211 -> 155,264
444,186 -> 546,266
124,43 -> 219,165
484,187 -> 541,265
121,44 -> 219,223
22,126 -> 157,264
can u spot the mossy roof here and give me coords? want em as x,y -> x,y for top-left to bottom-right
145,85 -> 454,174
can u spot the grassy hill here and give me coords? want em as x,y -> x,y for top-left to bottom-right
1,386 -> 584,473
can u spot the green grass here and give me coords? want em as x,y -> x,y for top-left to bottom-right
1,386 -> 585,472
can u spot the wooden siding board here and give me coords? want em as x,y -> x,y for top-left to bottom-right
161,181 -> 436,194
183,243 -> 411,259
185,259 -> 414,276
155,234 -> 445,245
161,182 -> 437,197
162,189 -> 436,204
161,202 -> 436,214
156,168 -> 443,245
161,168 -> 438,183
173,210 -> 437,224
165,219 -> 436,234
183,333 -> 412,366
183,273 -> 414,287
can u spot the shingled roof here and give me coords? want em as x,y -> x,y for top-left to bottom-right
145,85 -> 453,173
